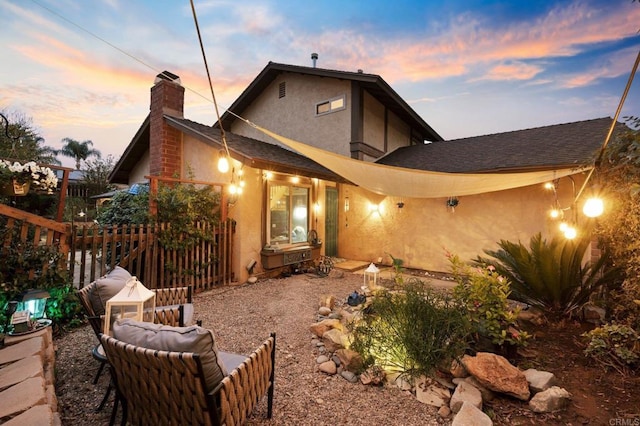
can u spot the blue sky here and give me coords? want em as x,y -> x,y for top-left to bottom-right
1,0 -> 639,168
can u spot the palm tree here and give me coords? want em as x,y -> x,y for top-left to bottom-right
58,138 -> 101,170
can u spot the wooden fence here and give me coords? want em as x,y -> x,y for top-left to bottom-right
70,220 -> 236,290
1,202 -> 235,292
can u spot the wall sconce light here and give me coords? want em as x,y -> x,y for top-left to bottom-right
291,176 -> 300,184
217,150 -> 230,173
369,203 -> 381,214
344,197 -> 350,212
314,202 -> 320,213
263,171 -> 273,180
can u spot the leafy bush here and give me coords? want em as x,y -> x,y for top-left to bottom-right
474,233 -> 620,319
449,252 -> 530,349
349,279 -> 471,379
96,190 -> 150,225
583,323 -> 640,375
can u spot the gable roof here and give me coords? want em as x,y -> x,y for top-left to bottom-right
376,117 -> 620,173
108,114 -> 349,184
217,62 -> 443,142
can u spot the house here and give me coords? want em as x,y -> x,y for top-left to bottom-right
110,63 -> 617,283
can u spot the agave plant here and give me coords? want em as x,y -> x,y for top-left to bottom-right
475,232 -> 621,318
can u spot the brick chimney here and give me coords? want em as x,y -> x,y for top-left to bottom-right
149,71 -> 184,177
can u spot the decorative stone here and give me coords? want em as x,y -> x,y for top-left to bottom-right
524,368 -> 557,394
309,319 -> 342,337
450,359 -> 468,378
335,349 -> 364,373
415,376 -> 450,407
437,405 -> 451,418
360,366 -> 385,386
247,276 -> 258,284
318,361 -> 337,375
450,381 -> 482,413
316,355 -> 329,364
318,306 -> 332,316
322,328 -> 346,352
319,294 -> 336,309
462,352 -> 530,401
340,370 -> 359,383
452,401 -> 492,426
386,372 -> 413,391
463,376 -> 494,402
529,386 -> 572,413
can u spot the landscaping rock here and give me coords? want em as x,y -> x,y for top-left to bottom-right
340,370 -> 359,383
464,376 -> 495,402
318,361 -> 337,375
360,366 -> 385,386
583,304 -> 606,325
386,372 -> 412,391
452,401 -> 493,426
309,318 -> 342,337
451,359 -> 468,378
524,368 -> 557,394
517,306 -> 546,326
416,376 -> 450,407
450,380 -> 482,413
319,294 -> 336,309
335,348 -> 363,373
322,328 -> 346,352
529,386 -> 571,413
437,405 -> 451,418
316,355 -> 329,364
318,306 -> 332,316
462,352 -> 530,401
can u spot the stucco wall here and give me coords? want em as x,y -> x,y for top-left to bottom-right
230,72 -> 352,156
338,175 -> 585,273
128,151 -> 151,185
182,136 -> 265,283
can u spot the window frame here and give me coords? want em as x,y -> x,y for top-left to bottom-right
266,180 -> 311,247
315,94 -> 346,116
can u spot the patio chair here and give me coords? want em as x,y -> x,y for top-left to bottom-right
76,267 -> 196,413
99,321 -> 276,426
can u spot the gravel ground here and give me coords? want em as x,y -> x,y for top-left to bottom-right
55,270 -> 448,425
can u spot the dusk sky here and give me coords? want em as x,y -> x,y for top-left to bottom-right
1,0 -> 639,169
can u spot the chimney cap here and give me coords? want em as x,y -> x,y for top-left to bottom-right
311,52 -> 318,60
154,71 -> 181,84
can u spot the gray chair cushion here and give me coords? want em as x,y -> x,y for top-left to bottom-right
113,318 -> 228,392
88,266 -> 132,316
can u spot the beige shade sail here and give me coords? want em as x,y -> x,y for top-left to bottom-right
251,124 -> 588,199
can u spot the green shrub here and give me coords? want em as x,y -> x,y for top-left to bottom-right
582,323 -> 640,374
349,279 -> 471,379
474,233 -> 620,319
449,253 -> 530,349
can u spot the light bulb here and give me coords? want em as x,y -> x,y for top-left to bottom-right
239,179 -> 246,188
229,183 -> 237,195
550,208 -> 560,219
217,155 -> 230,173
559,222 -> 568,232
564,226 -> 577,239
583,197 -> 604,218
237,186 -> 243,195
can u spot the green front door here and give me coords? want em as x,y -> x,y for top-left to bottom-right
325,187 -> 338,256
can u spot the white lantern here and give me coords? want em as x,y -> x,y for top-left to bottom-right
104,276 -> 155,336
364,263 -> 380,291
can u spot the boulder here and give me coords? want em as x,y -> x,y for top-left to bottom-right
452,401 -> 493,426
318,361 -> 337,375
529,386 -> 571,413
416,379 -> 451,407
309,319 -> 342,337
322,328 -> 346,352
319,294 -> 336,309
450,381 -> 482,413
335,349 -> 364,373
462,352 -> 530,401
524,368 -> 557,394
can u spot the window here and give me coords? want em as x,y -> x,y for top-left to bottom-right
315,95 -> 346,116
268,183 -> 309,246
279,82 -> 286,98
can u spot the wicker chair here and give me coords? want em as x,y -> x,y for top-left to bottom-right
100,332 -> 276,426
76,281 -> 195,414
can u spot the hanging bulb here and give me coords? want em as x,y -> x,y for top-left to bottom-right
237,186 -> 243,195
583,197 -> 604,218
549,208 -> 561,219
564,225 -> 577,239
229,183 -> 237,195
559,221 -> 568,232
239,179 -> 246,188
217,151 -> 230,173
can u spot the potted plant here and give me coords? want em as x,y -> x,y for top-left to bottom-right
0,159 -> 58,195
